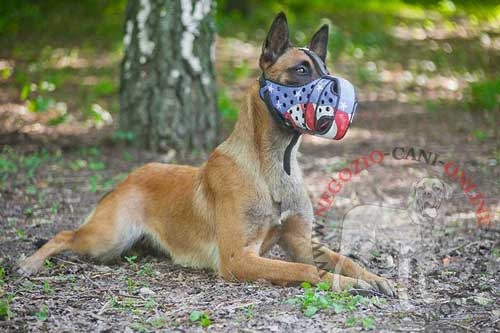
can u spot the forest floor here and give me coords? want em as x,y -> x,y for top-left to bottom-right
0,98 -> 498,332
1,2 -> 500,332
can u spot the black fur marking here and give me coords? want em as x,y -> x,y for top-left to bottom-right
34,238 -> 48,249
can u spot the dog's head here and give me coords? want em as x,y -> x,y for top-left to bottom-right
259,13 -> 329,85
410,177 -> 451,219
258,13 -> 357,140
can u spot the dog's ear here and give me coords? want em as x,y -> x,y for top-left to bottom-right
260,12 -> 291,69
308,24 -> 329,62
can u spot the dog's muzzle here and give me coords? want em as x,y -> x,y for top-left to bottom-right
259,48 -> 358,140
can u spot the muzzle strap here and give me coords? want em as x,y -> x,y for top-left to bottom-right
260,73 -> 301,176
283,132 -> 301,176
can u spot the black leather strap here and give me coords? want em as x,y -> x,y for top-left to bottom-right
283,132 -> 301,175
299,48 -> 330,76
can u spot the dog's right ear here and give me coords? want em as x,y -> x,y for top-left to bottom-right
259,12 -> 291,70
308,24 -> 329,62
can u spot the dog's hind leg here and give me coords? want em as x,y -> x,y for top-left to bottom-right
18,190 -> 145,276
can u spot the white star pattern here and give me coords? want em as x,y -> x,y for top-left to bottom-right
339,101 -> 348,111
275,101 -> 282,110
315,83 -> 324,91
294,90 -> 302,98
268,85 -> 274,93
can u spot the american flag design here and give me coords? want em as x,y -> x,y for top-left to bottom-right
259,76 -> 358,140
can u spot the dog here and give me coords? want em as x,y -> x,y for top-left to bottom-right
339,177 -> 451,257
408,177 -> 450,226
19,13 -> 394,296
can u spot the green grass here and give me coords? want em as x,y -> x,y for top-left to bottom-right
467,77 -> 500,114
189,310 -> 212,328
35,305 -> 49,321
346,315 -> 377,330
0,295 -> 13,320
287,282 -> 371,318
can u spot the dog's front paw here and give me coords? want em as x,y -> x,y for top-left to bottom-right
17,258 -> 42,277
363,275 -> 396,297
369,278 -> 395,297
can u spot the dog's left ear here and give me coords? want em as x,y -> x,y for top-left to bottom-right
308,24 -> 329,62
260,12 -> 291,69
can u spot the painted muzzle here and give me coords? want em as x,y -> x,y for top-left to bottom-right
259,48 -> 358,140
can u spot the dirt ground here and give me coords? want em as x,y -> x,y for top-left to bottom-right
0,97 -> 499,332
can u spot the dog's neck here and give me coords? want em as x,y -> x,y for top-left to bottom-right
219,82 -> 301,177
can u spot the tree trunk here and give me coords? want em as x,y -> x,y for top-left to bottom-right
120,0 -> 219,153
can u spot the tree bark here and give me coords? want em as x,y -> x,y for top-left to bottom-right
120,0 -> 219,153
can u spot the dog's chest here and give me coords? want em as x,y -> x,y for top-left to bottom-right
248,162 -> 313,227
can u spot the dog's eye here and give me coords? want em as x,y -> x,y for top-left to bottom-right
295,66 -> 308,74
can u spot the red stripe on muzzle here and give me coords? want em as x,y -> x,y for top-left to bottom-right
334,110 -> 350,140
303,103 -> 316,131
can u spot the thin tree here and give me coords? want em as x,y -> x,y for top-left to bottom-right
120,0 -> 219,153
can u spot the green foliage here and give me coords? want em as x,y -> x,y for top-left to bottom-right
346,315 -> 377,330
122,151 -> 133,162
16,228 -> 26,239
0,1 -> 127,50
89,174 -> 115,193
69,159 -> 87,171
27,96 -> 55,113
242,304 -> 255,319
126,277 -> 137,293
0,266 -> 5,286
150,316 -> 168,329
124,255 -> 138,265
138,263 -> 155,277
35,305 -> 49,321
112,130 -> 136,143
466,78 -> 500,113
287,282 -> 369,317
130,322 -> 148,333
0,296 -> 13,320
79,147 -> 101,157
218,89 -> 239,122
472,129 -> 489,142
88,161 -> 106,171
83,103 -> 112,124
42,281 -> 54,294
44,259 -> 55,271
92,79 -> 118,97
47,113 -> 68,126
189,310 -> 212,327
0,155 -> 17,182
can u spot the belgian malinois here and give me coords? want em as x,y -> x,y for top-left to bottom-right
19,13 -> 394,296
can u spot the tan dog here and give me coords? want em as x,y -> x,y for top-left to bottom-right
19,13 -> 394,296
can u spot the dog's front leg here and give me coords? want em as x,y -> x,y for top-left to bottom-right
280,216 -> 396,296
215,200 -> 369,291
219,249 -> 373,291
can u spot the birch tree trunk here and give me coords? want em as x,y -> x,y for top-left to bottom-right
120,0 -> 219,153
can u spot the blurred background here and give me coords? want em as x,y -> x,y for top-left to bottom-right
0,0 -> 498,144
